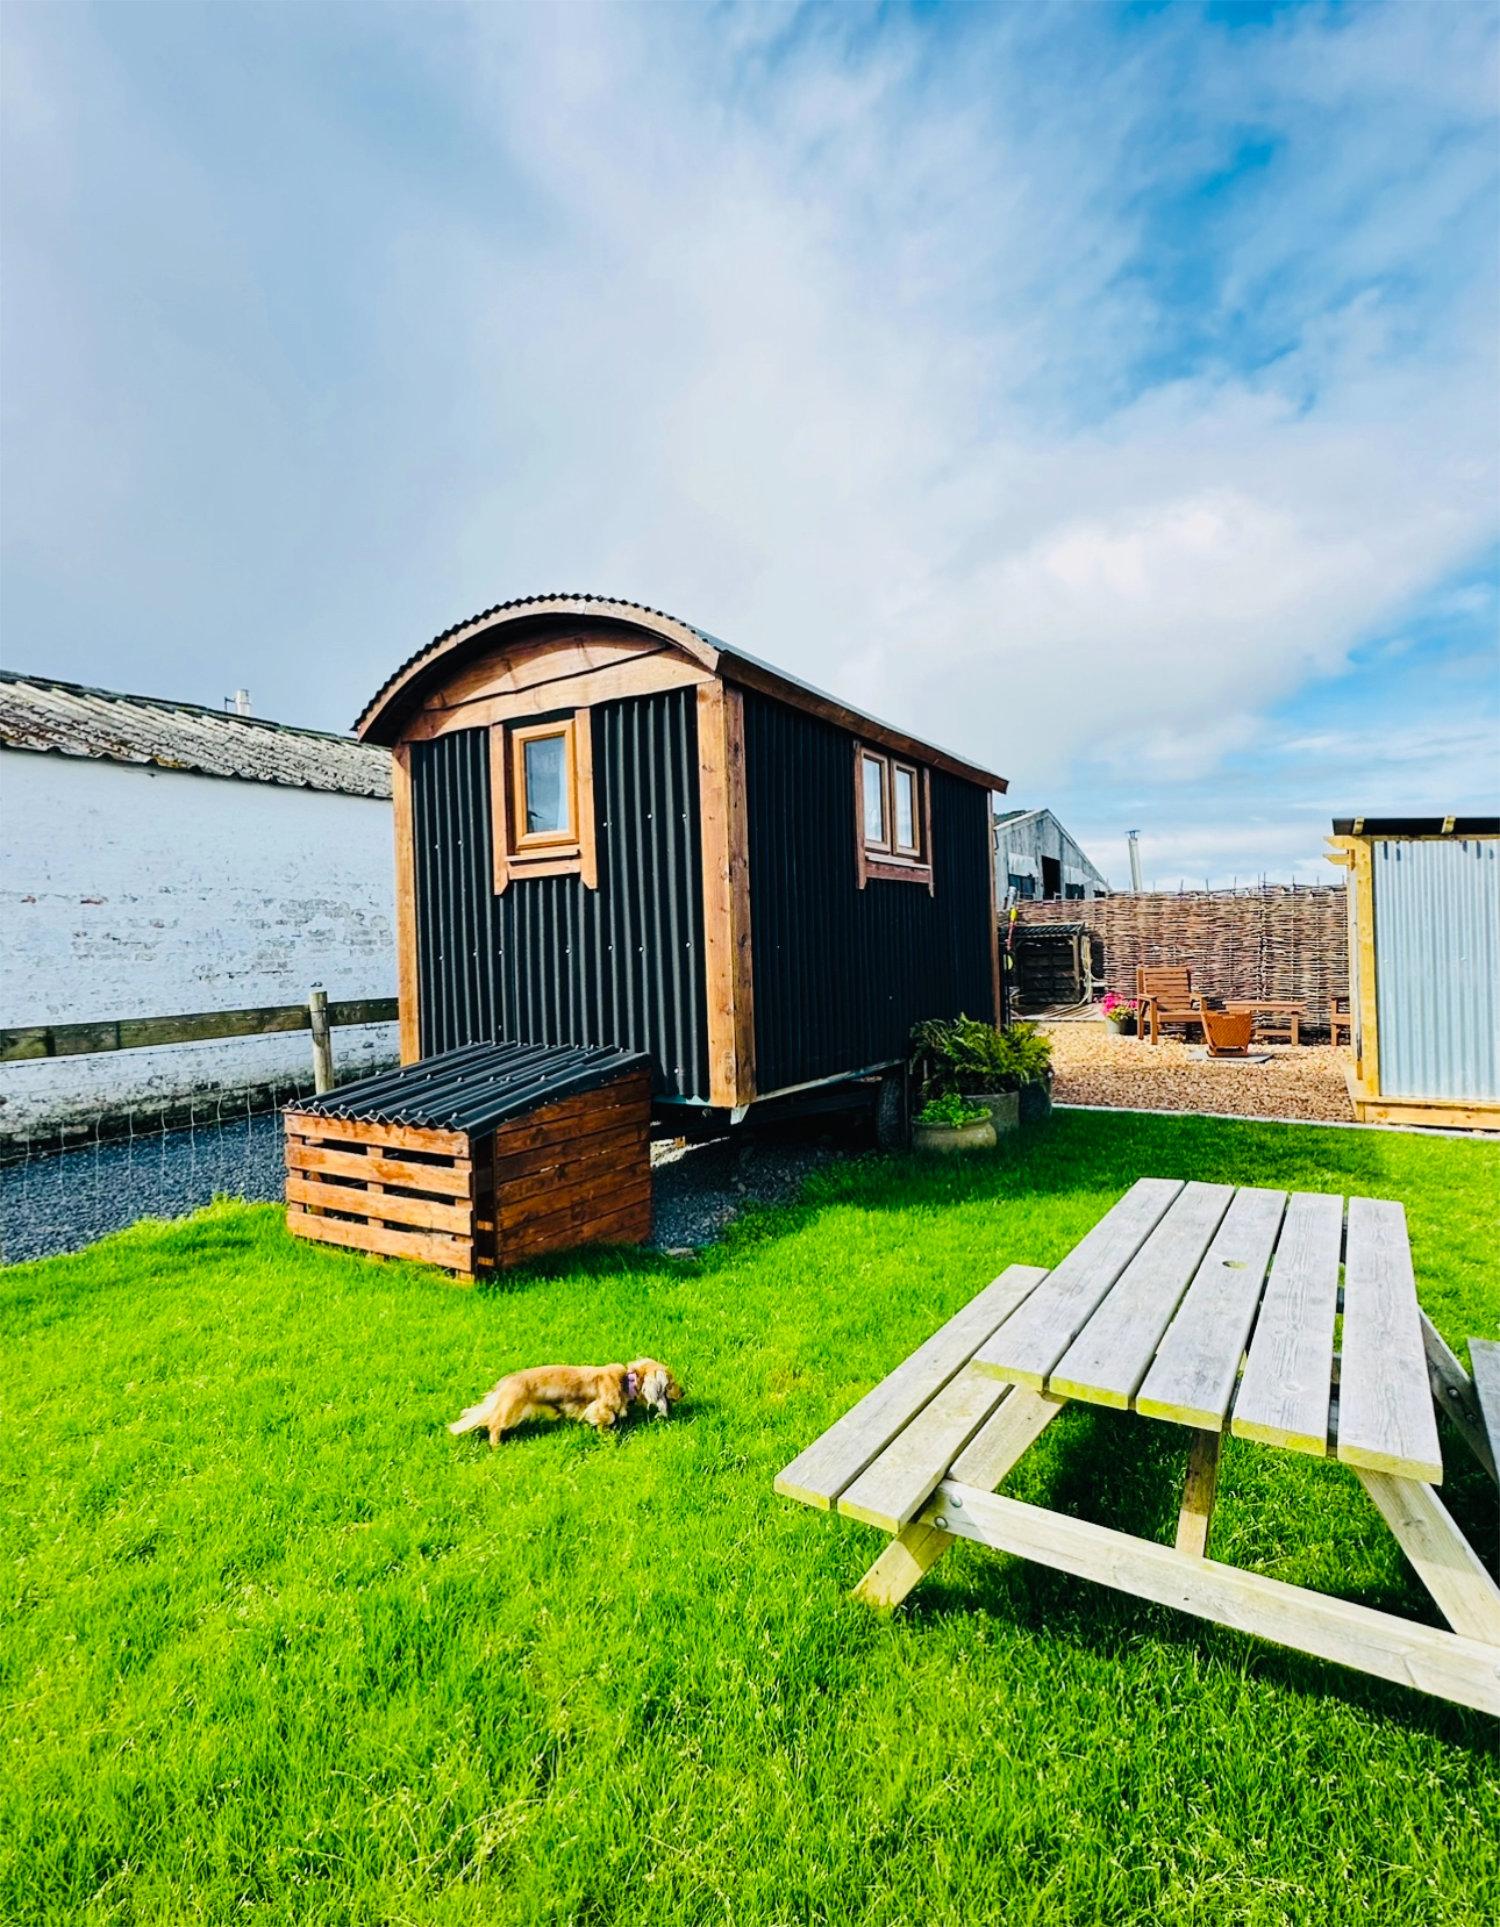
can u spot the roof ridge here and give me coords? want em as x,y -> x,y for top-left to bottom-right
0,667 -> 370,749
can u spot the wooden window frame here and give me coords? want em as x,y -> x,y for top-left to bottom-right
891,761 -> 922,858
854,743 -> 933,892
490,712 -> 597,892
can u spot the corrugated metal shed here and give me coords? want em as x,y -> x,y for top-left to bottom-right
0,670 -> 390,799
291,1039 -> 647,1132
1373,838 -> 1499,1103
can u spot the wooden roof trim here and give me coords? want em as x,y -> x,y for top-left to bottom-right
358,594 -> 1008,791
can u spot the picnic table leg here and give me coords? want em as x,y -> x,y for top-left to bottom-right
852,1388 -> 1064,1610
1175,1429 -> 1222,1558
1354,1470 -> 1500,1641
1419,1311 -> 1497,1484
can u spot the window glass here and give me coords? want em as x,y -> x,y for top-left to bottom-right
861,753 -> 887,845
894,767 -> 917,852
523,733 -> 569,836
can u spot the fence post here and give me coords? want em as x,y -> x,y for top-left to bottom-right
309,988 -> 335,1094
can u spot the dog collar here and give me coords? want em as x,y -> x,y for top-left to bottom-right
624,1370 -> 639,1401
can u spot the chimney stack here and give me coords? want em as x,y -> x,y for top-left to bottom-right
1126,829 -> 1143,893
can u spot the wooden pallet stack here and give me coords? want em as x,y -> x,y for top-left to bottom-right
284,1061 -> 652,1279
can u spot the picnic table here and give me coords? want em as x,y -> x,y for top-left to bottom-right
776,1178 -> 1500,1713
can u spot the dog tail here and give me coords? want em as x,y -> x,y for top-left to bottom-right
448,1387 -> 501,1436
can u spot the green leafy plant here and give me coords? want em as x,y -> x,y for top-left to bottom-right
914,1091 -> 991,1129
910,1014 -> 1053,1098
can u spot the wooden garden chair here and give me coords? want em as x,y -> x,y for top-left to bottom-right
1135,965 -> 1202,1045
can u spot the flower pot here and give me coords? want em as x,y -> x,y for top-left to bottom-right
1105,1015 -> 1136,1038
912,1118 -> 997,1155
1019,1075 -> 1053,1126
969,1090 -> 1020,1137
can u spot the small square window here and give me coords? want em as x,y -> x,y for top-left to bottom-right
490,713 -> 597,892
511,722 -> 578,852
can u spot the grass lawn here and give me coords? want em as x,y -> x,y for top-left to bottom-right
3,1109 -> 1498,1926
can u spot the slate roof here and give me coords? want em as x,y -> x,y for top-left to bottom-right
0,670 -> 391,799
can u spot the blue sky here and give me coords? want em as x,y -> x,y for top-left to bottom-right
3,0 -> 1497,885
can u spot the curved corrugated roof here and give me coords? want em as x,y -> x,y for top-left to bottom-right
291,1040 -> 649,1134
0,670 -> 391,799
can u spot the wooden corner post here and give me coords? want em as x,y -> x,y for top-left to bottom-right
391,743 -> 422,1065
698,681 -> 755,1110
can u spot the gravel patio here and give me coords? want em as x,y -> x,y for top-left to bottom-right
1043,1017 -> 1355,1124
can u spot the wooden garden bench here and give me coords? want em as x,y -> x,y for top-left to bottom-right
776,1179 -> 1500,1713
1136,965 -> 1202,1044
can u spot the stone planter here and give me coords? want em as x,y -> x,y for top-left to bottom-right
912,1117 -> 997,1155
1105,1015 -> 1137,1038
1019,1076 -> 1054,1126
969,1090 -> 1020,1137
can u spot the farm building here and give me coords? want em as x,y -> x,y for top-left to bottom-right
285,592 -> 1007,1273
995,807 -> 1108,902
0,671 -> 398,1145
1327,816 -> 1499,1130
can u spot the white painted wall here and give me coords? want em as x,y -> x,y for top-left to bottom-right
0,749 -> 399,1138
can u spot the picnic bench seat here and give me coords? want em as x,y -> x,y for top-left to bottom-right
776,1179 -> 1500,1714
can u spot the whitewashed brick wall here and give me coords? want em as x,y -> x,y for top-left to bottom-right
0,748 -> 399,1138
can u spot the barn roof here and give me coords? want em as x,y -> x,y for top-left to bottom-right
354,591 -> 1008,791
0,670 -> 391,799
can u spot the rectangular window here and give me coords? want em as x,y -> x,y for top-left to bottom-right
511,721 -> 577,852
892,763 -> 920,856
861,752 -> 889,849
490,713 -> 597,891
855,743 -> 932,889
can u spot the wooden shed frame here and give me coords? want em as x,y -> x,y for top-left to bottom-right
361,595 -> 1007,1115
1326,818 -> 1500,1131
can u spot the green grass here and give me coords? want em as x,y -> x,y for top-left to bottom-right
3,1110 -> 1498,1926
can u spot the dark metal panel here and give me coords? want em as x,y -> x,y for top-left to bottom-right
743,690 -> 994,1093
410,689 -> 708,1100
292,1040 -> 649,1134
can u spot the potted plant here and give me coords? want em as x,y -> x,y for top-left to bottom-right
911,1091 -> 996,1154
1101,992 -> 1137,1037
910,1014 -> 1054,1136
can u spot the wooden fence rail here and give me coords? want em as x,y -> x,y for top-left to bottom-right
1,998 -> 399,1063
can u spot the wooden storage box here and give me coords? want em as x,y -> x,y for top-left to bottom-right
284,1044 -> 652,1279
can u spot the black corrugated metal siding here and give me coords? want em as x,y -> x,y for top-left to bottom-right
744,690 -> 994,1093
411,689 -> 708,1100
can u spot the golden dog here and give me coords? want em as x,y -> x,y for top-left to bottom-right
447,1358 -> 683,1447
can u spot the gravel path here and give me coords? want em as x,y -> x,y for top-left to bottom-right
1,1113 -> 838,1267
1044,1018 -> 1355,1123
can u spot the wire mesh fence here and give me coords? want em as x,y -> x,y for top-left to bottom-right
0,1078 -> 318,1266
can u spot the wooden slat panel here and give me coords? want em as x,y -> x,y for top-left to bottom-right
838,1366 -> 1009,1532
926,1481 -> 1500,1715
774,1265 -> 1049,1510
492,1119 -> 648,1188
1135,1188 -> 1288,1428
497,1158 -> 651,1232
285,1174 -> 472,1235
499,1173 -> 653,1244
1338,1198 -> 1443,1483
500,1190 -> 653,1264
285,1140 -> 474,1197
1048,1183 -> 1235,1408
1230,1191 -> 1343,1458
285,1113 -> 467,1156
971,1179 -> 1183,1390
488,1075 -> 649,1154
287,1204 -> 472,1269
1423,1318 -> 1496,1482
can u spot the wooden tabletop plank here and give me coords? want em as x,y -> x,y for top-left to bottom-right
838,1366 -> 1010,1533
1230,1191 -> 1343,1458
972,1178 -> 1183,1389
774,1264 -> 1048,1509
1048,1182 -> 1236,1408
1338,1198 -> 1443,1484
1136,1188 -> 1288,1428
